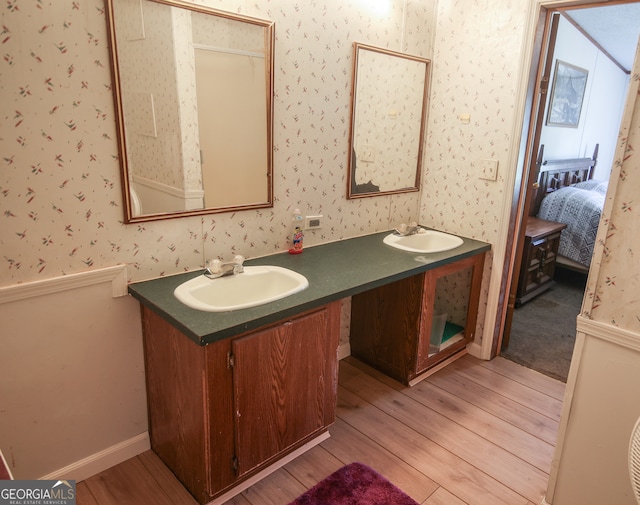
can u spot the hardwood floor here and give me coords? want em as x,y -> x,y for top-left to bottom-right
77,355 -> 565,505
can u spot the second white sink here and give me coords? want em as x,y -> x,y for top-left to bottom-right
383,228 -> 463,253
174,265 -> 308,312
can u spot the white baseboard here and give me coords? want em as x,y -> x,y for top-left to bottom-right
207,431 -> 330,505
540,497 -> 551,505
338,342 -> 351,360
39,432 -> 150,482
466,341 -> 483,358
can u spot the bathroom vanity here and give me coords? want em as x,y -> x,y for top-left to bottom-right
129,229 -> 489,504
140,301 -> 339,504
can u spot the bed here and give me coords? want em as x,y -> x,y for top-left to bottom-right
530,144 -> 604,272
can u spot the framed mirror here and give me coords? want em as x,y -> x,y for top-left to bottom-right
347,43 -> 430,199
105,0 -> 275,223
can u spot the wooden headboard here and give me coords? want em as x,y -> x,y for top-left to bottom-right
529,143 -> 599,216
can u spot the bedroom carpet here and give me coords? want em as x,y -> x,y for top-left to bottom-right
287,462 -> 419,505
502,268 -> 587,383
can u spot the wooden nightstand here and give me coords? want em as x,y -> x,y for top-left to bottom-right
516,217 -> 567,306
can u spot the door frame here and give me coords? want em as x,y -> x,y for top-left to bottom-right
500,10 -> 560,351
484,0 -> 639,359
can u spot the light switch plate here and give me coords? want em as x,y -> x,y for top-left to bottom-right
479,159 -> 498,181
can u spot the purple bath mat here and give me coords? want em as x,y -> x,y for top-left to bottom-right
288,462 -> 419,505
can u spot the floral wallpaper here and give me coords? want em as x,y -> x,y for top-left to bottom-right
0,0 -> 434,286
115,0 -> 192,193
419,0 -> 531,345
583,53 -> 640,332
421,0 -> 526,244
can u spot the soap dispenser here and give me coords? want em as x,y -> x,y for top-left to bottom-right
288,209 -> 304,254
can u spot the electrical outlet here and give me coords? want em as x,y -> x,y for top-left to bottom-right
359,145 -> 375,163
305,215 -> 323,230
479,159 -> 499,181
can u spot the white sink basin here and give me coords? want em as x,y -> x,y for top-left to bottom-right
383,229 -> 463,253
174,265 -> 308,312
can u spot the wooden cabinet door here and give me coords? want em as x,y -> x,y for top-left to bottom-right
231,307 -> 334,476
415,254 -> 483,373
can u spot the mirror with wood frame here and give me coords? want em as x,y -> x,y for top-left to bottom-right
347,43 -> 430,199
105,0 -> 274,222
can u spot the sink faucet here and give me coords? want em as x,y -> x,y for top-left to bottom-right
394,222 -> 421,236
204,255 -> 245,279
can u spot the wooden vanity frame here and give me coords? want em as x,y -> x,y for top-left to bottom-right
132,231 -> 490,504
142,301 -> 341,504
350,252 -> 485,386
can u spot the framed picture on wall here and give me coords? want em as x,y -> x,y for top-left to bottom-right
546,60 -> 588,128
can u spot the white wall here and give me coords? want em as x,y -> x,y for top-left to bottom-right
539,16 -> 629,180
551,327 -> 640,505
0,268 -> 148,480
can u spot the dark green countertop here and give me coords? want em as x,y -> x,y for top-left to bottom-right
128,229 -> 491,345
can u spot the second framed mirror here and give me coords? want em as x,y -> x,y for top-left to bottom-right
348,43 -> 430,199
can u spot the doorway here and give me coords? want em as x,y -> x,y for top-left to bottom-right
498,1 -> 640,381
